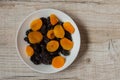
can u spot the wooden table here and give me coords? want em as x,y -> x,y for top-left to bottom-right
0,0 -> 120,80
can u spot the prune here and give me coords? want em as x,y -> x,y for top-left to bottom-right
47,24 -> 53,31
59,45 -> 70,56
46,17 -> 54,30
65,31 -> 72,41
58,21 -> 63,26
41,17 -> 47,25
42,54 -> 52,65
49,49 -> 60,57
30,44 -> 42,54
43,36 -> 50,44
30,54 -> 42,65
54,37 -> 60,41
39,24 -> 47,35
47,17 -> 50,25
26,29 -> 32,36
61,49 -> 70,56
55,21 -> 63,26
39,49 -> 52,64
24,37 -> 30,43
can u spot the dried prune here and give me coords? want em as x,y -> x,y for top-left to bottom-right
49,49 -> 60,57
54,37 -> 60,41
61,49 -> 70,56
43,36 -> 50,44
65,31 -> 72,41
30,44 -> 42,54
24,37 -> 30,43
39,49 -> 52,64
47,17 -> 50,25
30,54 -> 42,65
41,17 -> 47,25
42,54 -> 52,65
56,21 -> 63,26
47,24 -> 53,30
26,29 -> 32,36
39,24 -> 47,35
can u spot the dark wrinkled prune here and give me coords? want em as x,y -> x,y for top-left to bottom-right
39,24 -> 47,35
55,21 -> 63,26
24,37 -> 30,43
30,44 -> 42,54
47,24 -> 53,30
65,31 -> 72,41
58,21 -> 63,25
42,58 -> 52,64
41,17 -> 47,25
47,17 -> 50,25
49,49 -> 60,56
26,29 -> 32,36
39,46 -> 47,57
42,54 -> 52,65
61,49 -> 70,56
39,49 -> 52,64
43,36 -> 50,44
54,37 -> 60,41
30,54 -> 42,65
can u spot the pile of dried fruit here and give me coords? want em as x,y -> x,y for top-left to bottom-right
24,14 -> 75,68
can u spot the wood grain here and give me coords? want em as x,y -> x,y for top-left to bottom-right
0,0 -> 120,80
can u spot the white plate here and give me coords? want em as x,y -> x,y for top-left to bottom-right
16,9 -> 81,73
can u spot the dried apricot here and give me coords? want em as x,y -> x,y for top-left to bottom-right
60,38 -> 73,50
63,22 -> 75,34
46,40 -> 59,52
50,14 -> 58,25
30,19 -> 42,31
47,30 -> 55,39
26,45 -> 34,57
28,31 -> 43,44
54,25 -> 65,38
52,56 -> 65,68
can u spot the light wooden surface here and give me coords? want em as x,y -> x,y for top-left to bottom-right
0,0 -> 120,80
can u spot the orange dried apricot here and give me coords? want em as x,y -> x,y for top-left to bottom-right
52,56 -> 65,68
47,30 -> 55,39
28,31 -> 43,44
63,22 -> 75,34
54,25 -> 65,38
50,14 -> 58,25
60,37 -> 73,50
30,19 -> 42,31
26,45 -> 34,57
46,40 -> 59,52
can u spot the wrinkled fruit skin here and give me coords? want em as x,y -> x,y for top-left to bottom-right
24,15 -> 73,65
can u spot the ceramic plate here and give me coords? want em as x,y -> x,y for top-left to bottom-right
16,9 -> 81,73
